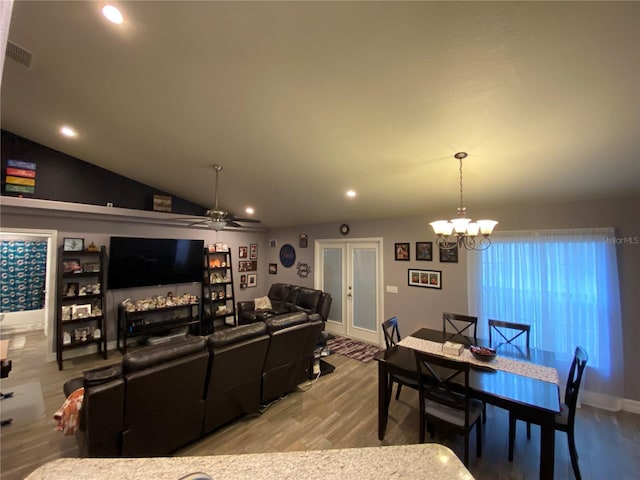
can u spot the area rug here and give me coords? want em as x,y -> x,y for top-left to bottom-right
326,335 -> 384,363
0,380 -> 45,427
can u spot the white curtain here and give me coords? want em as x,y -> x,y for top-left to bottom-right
468,228 -> 624,409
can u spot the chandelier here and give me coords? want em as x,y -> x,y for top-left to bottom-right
430,152 -> 498,251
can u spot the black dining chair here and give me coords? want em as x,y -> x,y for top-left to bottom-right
508,346 -> 588,480
443,312 -> 478,345
414,349 -> 483,467
381,316 -> 419,403
489,319 -> 532,433
489,319 -> 531,351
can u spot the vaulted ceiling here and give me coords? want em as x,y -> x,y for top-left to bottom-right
2,1 -> 638,228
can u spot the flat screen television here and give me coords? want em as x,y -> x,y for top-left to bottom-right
107,236 -> 204,290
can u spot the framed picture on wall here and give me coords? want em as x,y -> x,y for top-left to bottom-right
416,242 -> 433,261
395,243 -> 410,261
408,269 -> 442,289
239,246 -> 248,259
250,244 -> 258,260
439,243 -> 458,263
269,263 -> 278,274
247,273 -> 257,288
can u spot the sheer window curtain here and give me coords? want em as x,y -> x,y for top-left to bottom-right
468,228 -> 624,410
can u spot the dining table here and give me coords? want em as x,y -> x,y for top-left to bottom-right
374,328 -> 561,480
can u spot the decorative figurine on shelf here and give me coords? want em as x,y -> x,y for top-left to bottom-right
78,286 -> 87,296
85,242 -> 99,252
218,290 -> 225,299
63,331 -> 72,345
93,328 -> 101,339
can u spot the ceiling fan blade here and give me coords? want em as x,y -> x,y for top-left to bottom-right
189,219 -> 212,226
231,217 -> 261,223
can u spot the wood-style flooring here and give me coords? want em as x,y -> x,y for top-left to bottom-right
1,330 -> 639,480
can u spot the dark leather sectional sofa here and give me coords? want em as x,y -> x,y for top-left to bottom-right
67,310 -> 325,458
237,283 -> 332,326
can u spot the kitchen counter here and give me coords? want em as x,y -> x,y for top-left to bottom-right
25,444 -> 474,479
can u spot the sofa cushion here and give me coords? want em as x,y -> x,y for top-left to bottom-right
254,296 -> 272,311
264,311 -> 309,332
123,336 -> 206,373
207,322 -> 267,349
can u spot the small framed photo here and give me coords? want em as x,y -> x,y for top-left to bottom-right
240,274 -> 247,283
269,263 -> 278,274
408,269 -> 442,289
62,259 -> 82,273
416,242 -> 433,261
74,326 -> 91,342
207,244 -> 217,253
63,238 -> 84,252
72,303 -> 92,319
83,262 -> 100,273
250,243 -> 258,260
439,243 -> 459,263
299,234 -> 308,248
239,246 -> 248,259
247,273 -> 257,288
395,243 -> 410,261
63,282 -> 79,297
269,239 -> 277,248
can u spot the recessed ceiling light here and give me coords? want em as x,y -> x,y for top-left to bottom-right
245,207 -> 255,215
102,5 -> 123,24
346,190 -> 357,198
60,126 -> 77,138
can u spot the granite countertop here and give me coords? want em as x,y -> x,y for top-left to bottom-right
25,444 -> 474,479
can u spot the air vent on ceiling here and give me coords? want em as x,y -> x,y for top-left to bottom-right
6,41 -> 33,69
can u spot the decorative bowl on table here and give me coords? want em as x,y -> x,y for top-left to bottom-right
470,345 -> 497,361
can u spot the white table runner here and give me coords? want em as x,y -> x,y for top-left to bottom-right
397,336 -> 559,385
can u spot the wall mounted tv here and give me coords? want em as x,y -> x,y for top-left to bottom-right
107,236 -> 204,290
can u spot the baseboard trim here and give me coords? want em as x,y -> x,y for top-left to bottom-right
580,389 -> 640,415
623,398 -> 640,415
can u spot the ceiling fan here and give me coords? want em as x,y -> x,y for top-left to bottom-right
190,164 -> 261,231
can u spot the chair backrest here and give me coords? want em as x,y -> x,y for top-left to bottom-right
443,312 -> 478,344
488,319 -> 531,350
382,316 -> 401,348
564,346 -> 588,424
414,350 -> 471,420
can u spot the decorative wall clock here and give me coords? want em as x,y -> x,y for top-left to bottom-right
279,244 -> 296,268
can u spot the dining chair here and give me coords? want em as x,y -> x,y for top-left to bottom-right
508,346 -> 588,480
489,319 -> 530,350
381,316 -> 419,403
489,318 -> 532,434
443,312 -> 478,344
414,349 -> 483,466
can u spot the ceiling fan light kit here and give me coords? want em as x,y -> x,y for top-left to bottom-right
430,152 -> 498,251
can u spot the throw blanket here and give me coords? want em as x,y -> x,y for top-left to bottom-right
53,387 -> 84,436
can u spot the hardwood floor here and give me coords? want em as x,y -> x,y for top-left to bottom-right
1,330 -> 639,479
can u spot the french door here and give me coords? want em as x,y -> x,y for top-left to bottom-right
315,239 -> 383,346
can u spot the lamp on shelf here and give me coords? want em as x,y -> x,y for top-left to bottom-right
430,152 -> 498,251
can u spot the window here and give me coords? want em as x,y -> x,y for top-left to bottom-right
468,228 -> 624,404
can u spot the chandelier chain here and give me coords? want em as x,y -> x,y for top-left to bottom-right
458,156 -> 464,214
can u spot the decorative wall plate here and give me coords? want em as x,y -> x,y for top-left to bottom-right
279,243 -> 296,268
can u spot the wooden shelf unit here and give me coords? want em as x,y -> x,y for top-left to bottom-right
56,245 -> 107,370
201,247 -> 236,334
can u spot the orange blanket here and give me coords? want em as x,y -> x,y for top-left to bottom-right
53,387 -> 84,436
